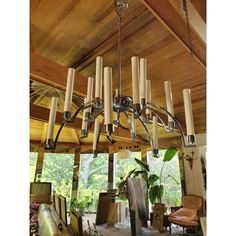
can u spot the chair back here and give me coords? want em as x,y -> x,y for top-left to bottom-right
69,210 -> 83,236
182,195 -> 203,215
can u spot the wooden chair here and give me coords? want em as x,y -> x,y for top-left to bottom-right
168,195 -> 203,236
68,210 -> 83,236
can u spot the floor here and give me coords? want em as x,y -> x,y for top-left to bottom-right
81,213 -> 203,236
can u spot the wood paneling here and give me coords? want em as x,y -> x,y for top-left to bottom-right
30,0 -> 206,148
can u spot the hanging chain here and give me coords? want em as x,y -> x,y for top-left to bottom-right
114,0 -> 128,96
183,0 -> 193,55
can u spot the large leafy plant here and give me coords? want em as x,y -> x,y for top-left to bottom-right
148,147 -> 178,204
116,147 -> 178,205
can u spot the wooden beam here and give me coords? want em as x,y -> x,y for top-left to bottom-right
140,0 -> 206,67
30,51 -> 87,96
168,0 -> 206,43
190,0 -> 206,22
30,103 -> 144,143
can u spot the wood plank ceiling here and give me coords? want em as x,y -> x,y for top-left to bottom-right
30,0 -> 206,147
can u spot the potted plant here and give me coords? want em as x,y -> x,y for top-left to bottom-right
148,147 -> 178,231
70,196 -> 92,216
122,147 -> 178,231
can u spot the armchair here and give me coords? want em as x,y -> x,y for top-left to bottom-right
168,195 -> 203,236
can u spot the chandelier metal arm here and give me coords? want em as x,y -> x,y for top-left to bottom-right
123,111 -> 135,140
93,119 -> 104,158
145,106 -> 169,132
147,102 -> 196,147
137,116 -> 153,149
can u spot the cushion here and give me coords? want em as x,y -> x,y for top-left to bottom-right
168,216 -> 198,227
170,208 -> 198,221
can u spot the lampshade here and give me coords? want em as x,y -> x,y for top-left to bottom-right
116,149 -> 132,160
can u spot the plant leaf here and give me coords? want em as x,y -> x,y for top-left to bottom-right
148,174 -> 159,186
163,147 -> 178,162
134,158 -> 149,172
133,170 -> 147,177
149,185 -> 159,205
167,174 -> 180,185
127,168 -> 136,178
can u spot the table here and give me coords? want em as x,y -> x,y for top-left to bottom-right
164,213 -> 171,231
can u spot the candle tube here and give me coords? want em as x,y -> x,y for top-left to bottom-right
104,67 -> 113,125
140,58 -> 147,104
87,76 -> 94,114
64,68 -> 75,113
131,113 -> 136,139
95,56 -> 103,99
146,80 -> 151,116
131,56 -> 140,105
183,89 -> 195,135
87,77 -> 94,102
164,81 -> 174,122
81,98 -> 88,131
152,116 -> 158,150
46,97 -> 58,140
93,118 -> 100,151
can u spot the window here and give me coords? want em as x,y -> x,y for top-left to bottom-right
30,152 -> 38,182
78,153 -> 108,212
114,151 -> 141,187
147,150 -> 182,207
41,153 -> 74,208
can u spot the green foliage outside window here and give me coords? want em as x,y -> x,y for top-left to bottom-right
30,152 -> 38,182
147,150 -> 182,207
115,152 -> 141,186
78,153 -> 108,212
41,153 -> 74,208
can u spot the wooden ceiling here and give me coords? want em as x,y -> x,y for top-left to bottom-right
30,0 -> 206,149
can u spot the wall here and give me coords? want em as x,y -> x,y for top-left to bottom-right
183,133 -> 206,201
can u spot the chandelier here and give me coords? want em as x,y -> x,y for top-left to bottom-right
45,0 -> 196,156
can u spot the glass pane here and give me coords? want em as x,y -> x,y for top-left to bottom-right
41,153 -> 74,208
78,153 -> 108,213
30,152 -> 38,182
114,151 -> 141,188
147,150 -> 182,208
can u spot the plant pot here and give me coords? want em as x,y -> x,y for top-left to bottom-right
152,203 -> 165,232
76,207 -> 85,216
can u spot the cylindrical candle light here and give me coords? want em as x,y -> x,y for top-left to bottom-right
131,56 -> 140,105
131,113 -> 136,139
146,80 -> 151,117
81,98 -> 88,135
104,67 -> 113,133
46,97 -> 58,141
87,76 -> 94,102
95,56 -> 103,100
152,116 -> 158,156
64,68 -> 75,118
93,118 -> 100,157
183,89 -> 195,140
140,58 -> 147,105
164,81 -> 174,123
86,76 -> 94,114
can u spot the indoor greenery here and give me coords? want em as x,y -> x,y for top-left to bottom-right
116,147 -> 178,204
